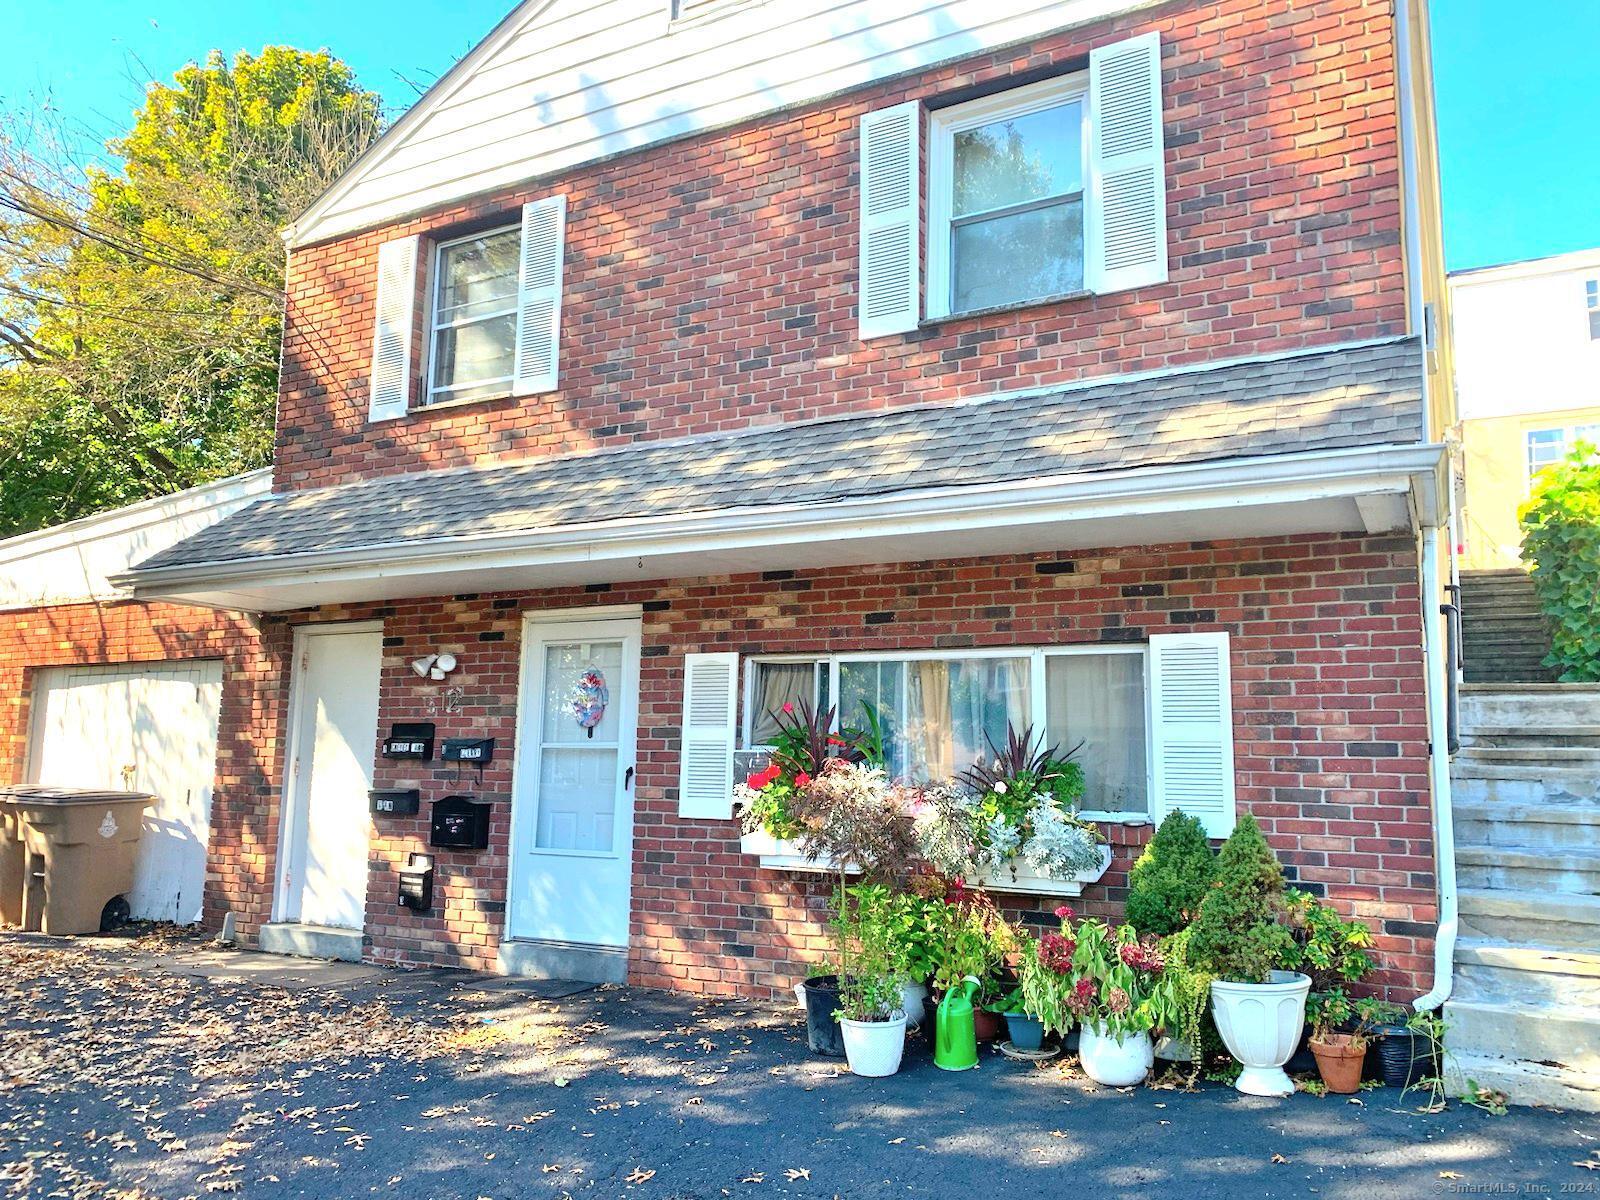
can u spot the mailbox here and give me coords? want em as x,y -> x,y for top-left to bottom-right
430,795 -> 492,850
441,737 -> 495,765
383,722 -> 436,761
369,788 -> 421,817
398,853 -> 434,912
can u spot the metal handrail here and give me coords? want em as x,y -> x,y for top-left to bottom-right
1440,599 -> 1462,755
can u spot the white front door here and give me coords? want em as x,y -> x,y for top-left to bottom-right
27,660 -> 224,924
508,617 -> 639,950
278,625 -> 382,931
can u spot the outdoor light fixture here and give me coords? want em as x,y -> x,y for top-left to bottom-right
409,652 -> 459,681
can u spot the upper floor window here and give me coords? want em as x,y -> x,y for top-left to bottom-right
928,76 -> 1088,317
1586,279 -> 1600,340
428,226 -> 520,406
1528,423 -> 1600,481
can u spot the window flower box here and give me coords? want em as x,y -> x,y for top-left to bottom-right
737,829 -> 1111,898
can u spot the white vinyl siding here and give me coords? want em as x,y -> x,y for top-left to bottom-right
1147,631 -> 1235,838
369,235 -> 420,422
291,0 -> 1158,247
1086,31 -> 1167,292
678,652 -> 740,819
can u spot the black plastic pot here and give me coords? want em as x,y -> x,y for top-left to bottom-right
1373,1024 -> 1439,1089
803,975 -> 845,1058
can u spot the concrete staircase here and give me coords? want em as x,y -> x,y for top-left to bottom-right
1458,569 -> 1557,685
1446,685 -> 1600,1110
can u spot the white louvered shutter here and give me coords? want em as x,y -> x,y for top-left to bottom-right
678,652 -> 739,820
1086,32 -> 1168,294
1148,631 -> 1236,838
857,101 -> 921,339
513,194 -> 567,395
368,235 -> 419,422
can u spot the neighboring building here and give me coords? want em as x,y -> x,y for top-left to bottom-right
98,0 -> 1456,1002
1451,247 -> 1600,569
0,472 -> 272,925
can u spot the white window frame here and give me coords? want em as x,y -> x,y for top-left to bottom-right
424,222 -> 521,407
925,73 -> 1091,321
1587,279 -> 1600,341
742,643 -> 1151,822
741,655 -> 827,750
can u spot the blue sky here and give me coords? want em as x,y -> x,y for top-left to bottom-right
2,1 -> 1596,273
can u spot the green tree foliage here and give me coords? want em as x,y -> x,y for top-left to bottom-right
1521,444 -> 1600,681
1187,815 -> 1296,984
1125,810 -> 1217,936
0,47 -> 382,534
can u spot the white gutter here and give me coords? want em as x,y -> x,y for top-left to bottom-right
116,442 -> 1446,596
1413,521 -> 1458,1012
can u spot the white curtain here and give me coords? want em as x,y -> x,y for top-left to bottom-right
749,662 -> 815,746
1045,653 -> 1148,812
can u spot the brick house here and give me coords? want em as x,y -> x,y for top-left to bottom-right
111,0 -> 1459,1001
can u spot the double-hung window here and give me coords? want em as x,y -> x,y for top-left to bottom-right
1527,423 -> 1600,483
1586,279 -> 1600,341
743,645 -> 1150,819
427,226 -> 521,406
927,76 -> 1089,318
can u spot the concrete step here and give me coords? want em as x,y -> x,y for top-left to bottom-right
1461,685 -> 1600,728
1457,845 -> 1600,894
1449,763 -> 1600,804
1455,802 -> 1600,850
1461,726 -> 1600,749
1445,999 -> 1600,1073
1458,888 -> 1600,950
1443,1051 -> 1600,1112
1452,940 -> 1600,1009
1456,744 -> 1600,766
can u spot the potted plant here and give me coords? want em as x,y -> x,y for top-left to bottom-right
1041,910 -> 1163,1086
915,728 -> 1108,891
849,881 -> 945,1030
1306,989 -> 1401,1094
832,887 -> 909,1078
997,986 -> 1046,1052
1188,816 -> 1308,1097
1148,927 -> 1212,1083
1013,905 -> 1079,1049
1126,810 -> 1217,937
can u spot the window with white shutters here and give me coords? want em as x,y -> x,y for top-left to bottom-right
1147,631 -> 1236,838
1086,31 -> 1167,293
857,101 -> 921,338
512,194 -> 566,396
678,652 -> 739,819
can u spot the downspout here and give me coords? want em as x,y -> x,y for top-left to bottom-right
1414,522 -> 1459,1012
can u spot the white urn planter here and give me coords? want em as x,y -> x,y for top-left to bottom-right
1209,970 -> 1312,1097
840,1012 -> 908,1078
1077,1024 -> 1152,1086
898,981 -> 929,1031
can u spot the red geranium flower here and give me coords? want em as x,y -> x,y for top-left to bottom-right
781,702 -> 795,714
794,771 -> 811,787
1054,905 -> 1075,921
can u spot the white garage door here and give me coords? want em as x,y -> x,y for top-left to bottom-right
27,661 -> 224,925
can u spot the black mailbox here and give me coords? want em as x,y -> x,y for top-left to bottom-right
398,853 -> 434,912
430,795 -> 492,850
383,722 -> 436,761
369,788 -> 421,817
441,737 -> 495,765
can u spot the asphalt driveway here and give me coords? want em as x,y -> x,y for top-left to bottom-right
0,930 -> 1595,1200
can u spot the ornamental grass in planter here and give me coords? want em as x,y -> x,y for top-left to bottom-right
1188,816 -> 1309,1098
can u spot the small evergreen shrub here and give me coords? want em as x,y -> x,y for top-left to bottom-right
1521,445 -> 1600,681
1187,815 -> 1296,984
1126,810 -> 1217,935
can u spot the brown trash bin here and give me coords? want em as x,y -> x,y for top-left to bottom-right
0,787 -> 153,936
0,797 -> 23,928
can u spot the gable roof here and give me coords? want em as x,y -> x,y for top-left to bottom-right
287,0 -> 1160,247
131,339 -> 1422,576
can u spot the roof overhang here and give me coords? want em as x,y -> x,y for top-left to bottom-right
116,443 -> 1446,612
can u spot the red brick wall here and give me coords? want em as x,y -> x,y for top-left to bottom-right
0,600 -> 285,936
234,531 -> 1436,1003
275,0 -> 1406,491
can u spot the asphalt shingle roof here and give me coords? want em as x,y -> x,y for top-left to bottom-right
133,338 -> 1424,574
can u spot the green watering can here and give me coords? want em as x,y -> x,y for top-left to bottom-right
934,975 -> 981,1071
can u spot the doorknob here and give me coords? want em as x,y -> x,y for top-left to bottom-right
624,767 -> 635,790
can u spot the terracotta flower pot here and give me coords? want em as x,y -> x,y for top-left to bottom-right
1310,1033 -> 1367,1094
973,1006 -> 1005,1043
